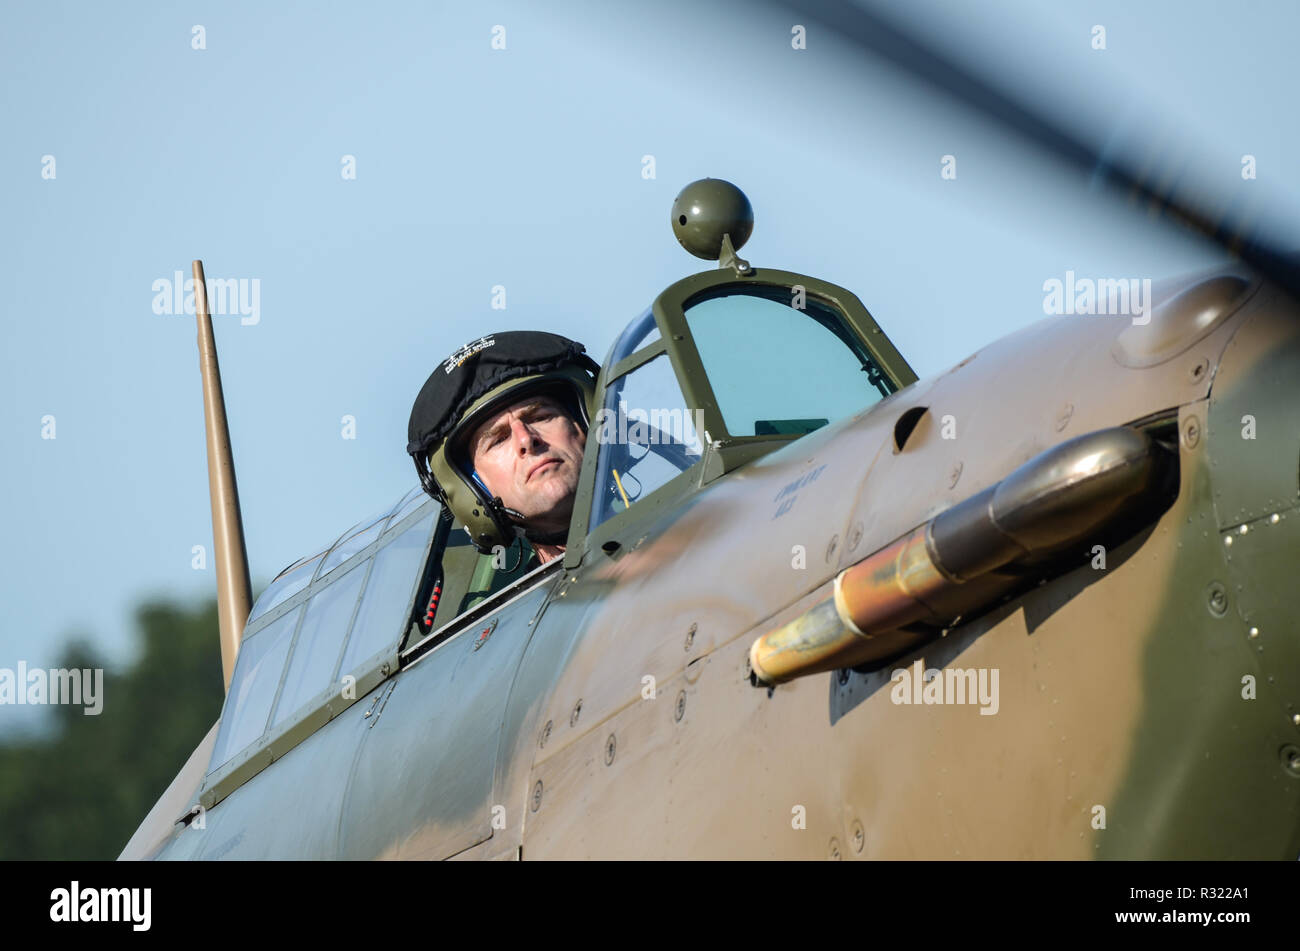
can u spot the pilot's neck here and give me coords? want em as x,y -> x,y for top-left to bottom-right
533,542 -> 564,565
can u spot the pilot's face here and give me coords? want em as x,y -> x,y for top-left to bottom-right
466,393 -> 587,536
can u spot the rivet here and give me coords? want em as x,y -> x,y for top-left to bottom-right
570,700 -> 582,727
848,522 -> 864,551
837,668 -> 850,686
539,719 -> 553,748
1293,714 -> 1300,728
685,623 -> 697,651
1189,357 -> 1209,382
675,690 -> 687,722
1224,535 -> 1233,547
1206,582 -> 1228,618
1271,513 -> 1281,524
605,734 -> 617,765
1248,627 -> 1259,639
1239,524 -> 1249,536
826,535 -> 838,562
828,838 -> 842,861
851,821 -> 865,853
1182,415 -> 1201,449
531,780 -> 543,812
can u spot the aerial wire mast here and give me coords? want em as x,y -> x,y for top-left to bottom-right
193,259 -> 253,692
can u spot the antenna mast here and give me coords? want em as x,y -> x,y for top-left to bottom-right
193,259 -> 252,692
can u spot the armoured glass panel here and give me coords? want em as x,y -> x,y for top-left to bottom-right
684,290 -> 891,437
210,605 -> 301,770
271,561 -> 368,727
590,354 -> 703,530
318,515 -> 386,579
337,512 -> 435,675
247,553 -> 325,625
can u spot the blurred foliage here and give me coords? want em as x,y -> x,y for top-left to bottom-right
0,598 -> 225,860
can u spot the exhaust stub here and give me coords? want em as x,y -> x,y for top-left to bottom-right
750,427 -> 1169,686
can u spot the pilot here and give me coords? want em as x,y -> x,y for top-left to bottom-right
406,331 -> 600,567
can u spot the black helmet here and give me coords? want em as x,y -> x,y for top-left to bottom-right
406,331 -> 599,552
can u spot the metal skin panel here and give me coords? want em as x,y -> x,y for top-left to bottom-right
1207,295 -> 1300,750
1207,292 -> 1300,528
511,269 -> 1299,858
154,699 -> 373,860
1216,509 -> 1300,768
336,577 -> 558,860
521,585 -> 837,859
518,395 -> 1299,858
490,581 -> 601,855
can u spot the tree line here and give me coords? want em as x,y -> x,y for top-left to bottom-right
0,598 -> 225,860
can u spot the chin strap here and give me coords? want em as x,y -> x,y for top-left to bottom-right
490,496 -> 566,547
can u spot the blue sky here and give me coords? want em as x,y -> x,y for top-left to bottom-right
3,0 -> 1297,735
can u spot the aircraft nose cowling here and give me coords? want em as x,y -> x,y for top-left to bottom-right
750,426 -> 1176,686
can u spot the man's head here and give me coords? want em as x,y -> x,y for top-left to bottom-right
460,391 -> 587,538
407,331 -> 600,554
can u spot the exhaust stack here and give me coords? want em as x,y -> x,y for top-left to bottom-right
750,426 -> 1173,685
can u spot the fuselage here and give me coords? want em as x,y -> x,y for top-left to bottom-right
138,265 -> 1300,860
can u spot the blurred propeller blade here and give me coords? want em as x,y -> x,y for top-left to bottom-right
771,0 -> 1300,298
